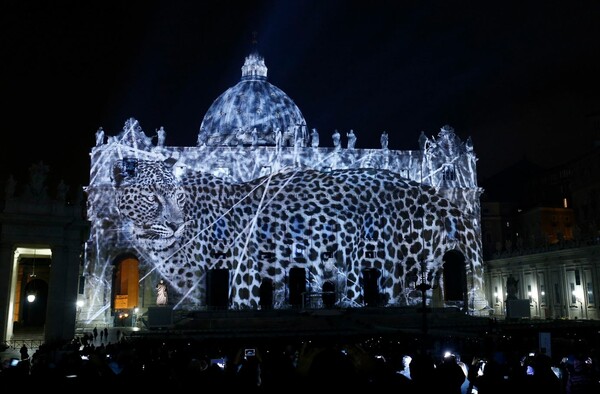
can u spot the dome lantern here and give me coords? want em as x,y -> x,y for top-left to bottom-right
241,52 -> 268,81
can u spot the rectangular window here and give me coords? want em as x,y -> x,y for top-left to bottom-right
257,217 -> 273,241
362,215 -> 375,240
290,215 -> 307,240
538,273 -> 546,305
321,251 -> 334,260
442,164 -> 455,181
260,165 -> 271,176
570,283 -> 577,304
365,243 -> 376,258
213,217 -> 227,240
78,275 -> 85,294
213,167 -> 231,179
553,283 -> 561,304
445,218 -> 457,240
212,250 -> 230,258
294,240 -> 308,257
122,158 -> 138,177
587,282 -> 595,306
258,251 -> 274,260
540,284 -> 546,305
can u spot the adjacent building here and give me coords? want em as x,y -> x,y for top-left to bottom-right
482,146 -> 600,320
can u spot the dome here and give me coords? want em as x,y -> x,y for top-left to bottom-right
198,51 -> 307,147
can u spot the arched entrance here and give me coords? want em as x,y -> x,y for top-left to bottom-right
15,249 -> 52,331
207,268 -> 230,309
361,268 -> 380,307
111,255 -> 140,310
442,250 -> 467,307
111,254 -> 140,326
322,280 -> 336,308
22,278 -> 48,326
259,277 -> 274,309
289,267 -> 306,307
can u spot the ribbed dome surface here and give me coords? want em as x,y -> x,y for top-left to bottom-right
198,52 -> 307,147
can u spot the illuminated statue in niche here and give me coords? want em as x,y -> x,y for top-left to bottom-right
156,280 -> 168,306
252,128 -> 258,146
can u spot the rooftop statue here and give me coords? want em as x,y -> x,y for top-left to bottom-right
332,129 -> 341,149
95,127 -> 105,146
380,131 -> 388,150
347,129 -> 356,149
157,127 -> 166,147
311,128 -> 319,148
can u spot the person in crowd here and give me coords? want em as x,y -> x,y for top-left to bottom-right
565,354 -> 599,394
19,344 -> 29,360
435,352 -> 467,394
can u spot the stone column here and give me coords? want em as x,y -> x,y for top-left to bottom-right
0,243 -> 16,342
45,245 -> 80,342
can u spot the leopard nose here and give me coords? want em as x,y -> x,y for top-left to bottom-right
166,221 -> 181,232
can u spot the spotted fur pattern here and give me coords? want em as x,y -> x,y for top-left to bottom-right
114,160 -> 481,309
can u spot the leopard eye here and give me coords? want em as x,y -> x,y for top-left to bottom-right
175,189 -> 185,199
140,190 -> 158,204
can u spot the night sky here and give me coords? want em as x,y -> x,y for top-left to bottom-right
2,1 -> 599,190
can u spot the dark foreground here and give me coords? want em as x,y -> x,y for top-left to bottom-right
2,307 -> 599,392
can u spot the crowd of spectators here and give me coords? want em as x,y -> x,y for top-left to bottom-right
1,328 -> 599,393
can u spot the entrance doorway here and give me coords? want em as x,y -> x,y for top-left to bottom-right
207,268 -> 230,309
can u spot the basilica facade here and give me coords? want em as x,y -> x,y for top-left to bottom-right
80,51 -> 487,327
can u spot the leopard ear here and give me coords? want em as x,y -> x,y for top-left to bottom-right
163,157 -> 186,181
164,157 -> 178,168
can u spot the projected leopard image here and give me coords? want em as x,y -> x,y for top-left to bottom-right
112,158 -> 480,310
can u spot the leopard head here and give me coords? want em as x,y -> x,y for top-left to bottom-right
113,158 -> 188,253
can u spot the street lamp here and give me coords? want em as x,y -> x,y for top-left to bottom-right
415,263 -> 431,340
26,251 -> 37,303
133,307 -> 139,328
